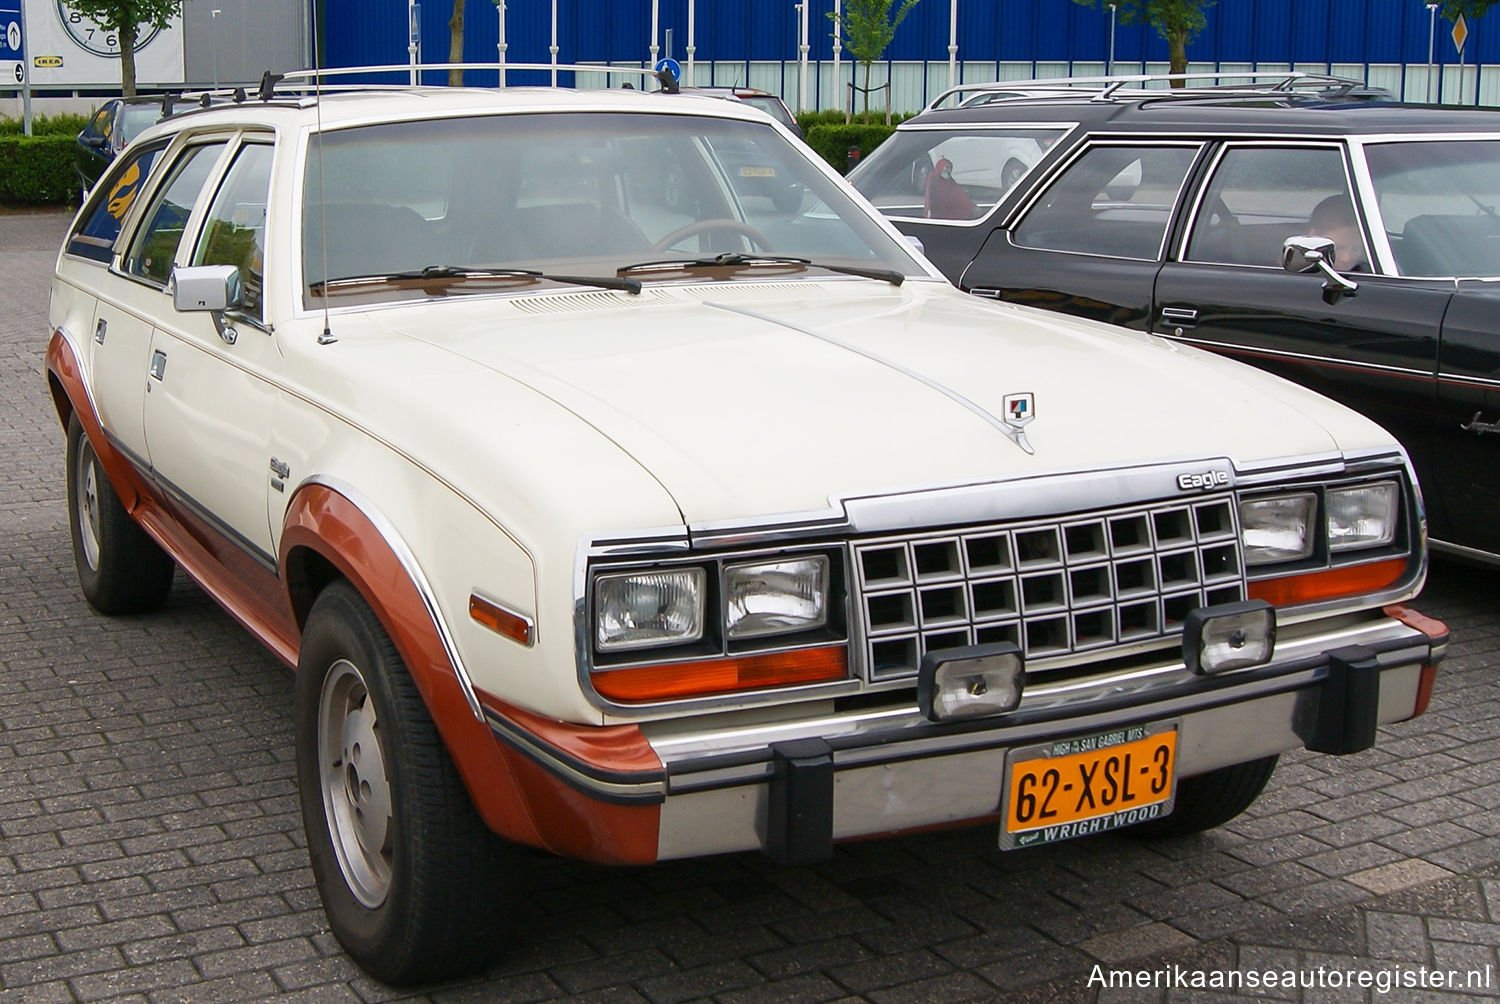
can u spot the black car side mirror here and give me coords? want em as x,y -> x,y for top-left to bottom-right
1282,235 -> 1357,295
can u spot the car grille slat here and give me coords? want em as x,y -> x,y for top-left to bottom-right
853,494 -> 1244,681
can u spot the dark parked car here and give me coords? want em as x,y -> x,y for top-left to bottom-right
849,73 -> 1500,564
75,95 -> 168,195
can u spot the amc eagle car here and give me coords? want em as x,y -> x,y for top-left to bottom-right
47,71 -> 1445,985
848,72 -> 1500,566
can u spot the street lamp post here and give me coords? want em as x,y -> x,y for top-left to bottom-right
650,0 -> 659,69
211,8 -> 221,87
686,0 -> 695,86
1108,3 -> 1117,76
549,0 -> 558,85
797,1 -> 810,112
496,0 -> 506,87
832,0 -> 843,116
948,0 -> 958,91
1427,3 -> 1439,103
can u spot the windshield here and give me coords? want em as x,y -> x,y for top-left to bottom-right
1366,139 -> 1500,278
848,125 -> 1070,221
300,111 -> 922,306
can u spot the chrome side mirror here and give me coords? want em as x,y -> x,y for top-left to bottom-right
1282,235 -> 1357,295
170,265 -> 246,344
171,264 -> 244,312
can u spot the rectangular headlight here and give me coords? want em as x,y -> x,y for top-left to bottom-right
1240,493 -> 1317,565
595,568 -> 705,651
725,556 -> 829,640
1327,481 -> 1399,552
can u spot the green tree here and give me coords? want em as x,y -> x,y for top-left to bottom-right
68,0 -> 185,96
831,0 -> 922,120
1073,0 -> 1215,85
1442,1 -> 1497,19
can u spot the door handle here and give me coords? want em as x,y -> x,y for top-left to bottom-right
1160,306 -> 1198,334
149,350 -> 167,381
1461,412 -> 1500,436
94,318 -> 108,344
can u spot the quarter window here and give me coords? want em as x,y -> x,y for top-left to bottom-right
192,143 -> 273,321
124,141 -> 228,286
1185,147 -> 1363,270
1013,145 -> 1199,260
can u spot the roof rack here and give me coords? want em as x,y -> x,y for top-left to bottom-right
924,70 -> 1376,111
156,62 -> 680,118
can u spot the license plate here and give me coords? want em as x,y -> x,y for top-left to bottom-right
739,166 -> 776,178
1000,722 -> 1177,850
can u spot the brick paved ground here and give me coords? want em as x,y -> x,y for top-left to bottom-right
2,208 -> 1497,1002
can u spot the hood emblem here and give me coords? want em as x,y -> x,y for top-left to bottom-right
1001,392 -> 1036,455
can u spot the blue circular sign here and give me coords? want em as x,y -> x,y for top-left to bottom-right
654,58 -> 681,81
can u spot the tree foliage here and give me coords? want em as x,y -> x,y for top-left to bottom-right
1073,0 -> 1215,84
830,0 -> 922,118
68,0 -> 184,96
1442,1 -> 1497,20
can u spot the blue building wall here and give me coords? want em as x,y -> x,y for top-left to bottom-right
320,0 -> 1496,104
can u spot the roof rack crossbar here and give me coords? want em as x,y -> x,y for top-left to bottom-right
925,70 -> 1366,111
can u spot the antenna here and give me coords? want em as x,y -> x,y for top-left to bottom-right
310,12 -> 335,344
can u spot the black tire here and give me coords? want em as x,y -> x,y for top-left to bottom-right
1130,755 -> 1278,839
1001,158 -> 1026,190
65,414 -> 175,615
295,580 -> 524,985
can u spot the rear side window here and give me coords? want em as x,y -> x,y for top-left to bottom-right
65,143 -> 166,263
1013,144 -> 1199,260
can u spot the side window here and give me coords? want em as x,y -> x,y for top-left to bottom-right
65,143 -> 167,263
851,128 -> 1069,221
123,142 -> 228,286
1013,145 -> 1198,260
1185,147 -> 1363,270
192,144 -> 273,321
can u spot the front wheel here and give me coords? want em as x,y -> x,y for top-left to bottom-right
295,581 -> 523,985
66,414 -> 174,614
1130,755 -> 1278,839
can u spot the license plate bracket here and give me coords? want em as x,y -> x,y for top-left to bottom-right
1000,721 -> 1178,850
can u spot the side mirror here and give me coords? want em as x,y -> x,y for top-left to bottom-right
903,234 -> 926,257
1281,235 -> 1357,295
170,265 -> 246,344
171,264 -> 244,312
1282,234 -> 1336,273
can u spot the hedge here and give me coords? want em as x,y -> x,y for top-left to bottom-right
0,112 -> 90,136
804,123 -> 898,174
0,134 -> 78,205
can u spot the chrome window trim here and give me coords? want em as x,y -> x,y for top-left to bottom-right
1175,139 -> 1364,270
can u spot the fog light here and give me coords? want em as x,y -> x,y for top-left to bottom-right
918,643 -> 1025,722
1183,600 -> 1276,675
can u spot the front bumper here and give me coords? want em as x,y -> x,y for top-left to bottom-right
484,606 -> 1445,864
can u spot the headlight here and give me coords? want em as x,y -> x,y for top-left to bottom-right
595,568 -> 705,651
725,556 -> 829,640
1240,493 -> 1317,565
1327,481 -> 1399,552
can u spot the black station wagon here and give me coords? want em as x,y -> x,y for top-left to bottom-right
849,74 -> 1500,565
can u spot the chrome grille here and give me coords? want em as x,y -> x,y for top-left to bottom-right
852,495 -> 1245,680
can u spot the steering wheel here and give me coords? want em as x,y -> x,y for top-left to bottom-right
651,218 -> 773,253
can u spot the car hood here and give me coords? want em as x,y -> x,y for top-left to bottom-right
361,279 -> 1395,527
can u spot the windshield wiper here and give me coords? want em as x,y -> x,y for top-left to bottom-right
616,252 -> 904,286
309,264 -> 641,295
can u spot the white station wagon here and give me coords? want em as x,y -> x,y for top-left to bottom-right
46,72 -> 1447,985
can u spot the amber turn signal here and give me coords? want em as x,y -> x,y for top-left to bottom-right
591,645 -> 848,702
